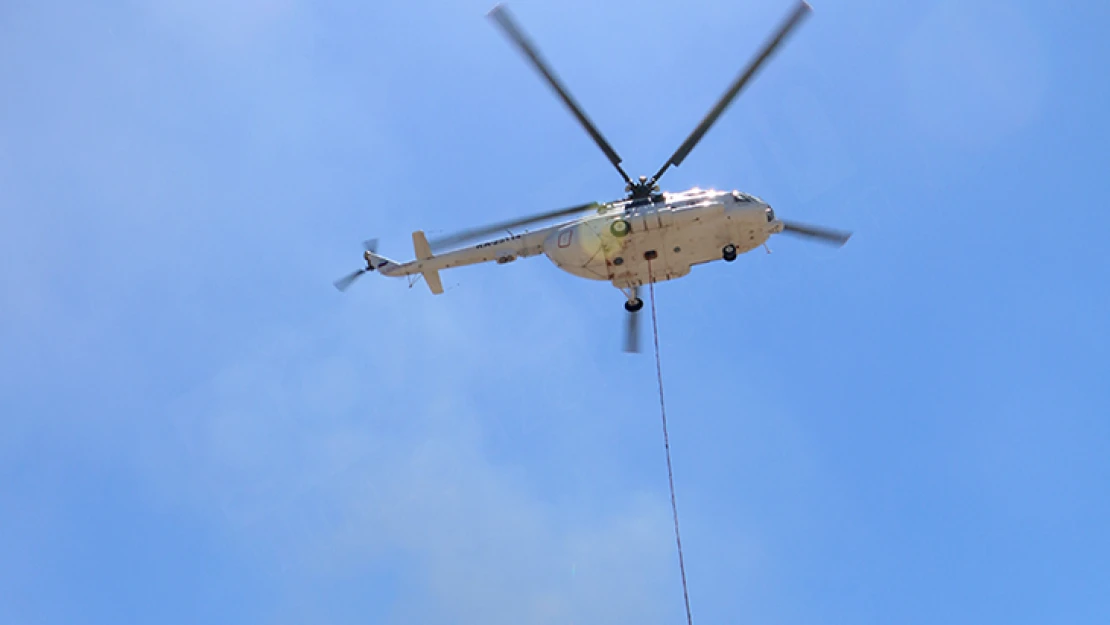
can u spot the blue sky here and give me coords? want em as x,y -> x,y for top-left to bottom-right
2,0 -> 1108,623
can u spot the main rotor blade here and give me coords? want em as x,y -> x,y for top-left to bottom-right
650,0 -> 812,186
488,3 -> 632,186
429,201 -> 599,251
781,220 -> 852,246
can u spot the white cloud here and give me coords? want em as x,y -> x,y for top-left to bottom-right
128,275 -> 685,623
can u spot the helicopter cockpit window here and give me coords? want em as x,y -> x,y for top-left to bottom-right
766,207 -> 775,222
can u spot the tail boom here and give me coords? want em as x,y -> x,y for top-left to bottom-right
373,227 -> 556,292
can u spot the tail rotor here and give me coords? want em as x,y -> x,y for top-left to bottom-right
333,239 -> 380,292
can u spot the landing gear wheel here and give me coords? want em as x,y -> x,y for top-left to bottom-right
624,298 -> 644,313
723,243 -> 737,262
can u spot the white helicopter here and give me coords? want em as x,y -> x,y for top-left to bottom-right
335,0 -> 852,352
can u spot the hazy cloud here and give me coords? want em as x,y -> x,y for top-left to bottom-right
134,293 -> 681,624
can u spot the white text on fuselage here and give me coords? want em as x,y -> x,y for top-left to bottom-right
476,234 -> 522,249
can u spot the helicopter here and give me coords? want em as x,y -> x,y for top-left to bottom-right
335,0 -> 852,352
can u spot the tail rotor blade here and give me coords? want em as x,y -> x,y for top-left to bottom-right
781,220 -> 852,246
363,238 -> 379,253
334,268 -> 368,292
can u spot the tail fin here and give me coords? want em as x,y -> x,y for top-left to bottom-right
412,230 -> 444,295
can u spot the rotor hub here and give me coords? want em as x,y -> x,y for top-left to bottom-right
626,175 -> 659,199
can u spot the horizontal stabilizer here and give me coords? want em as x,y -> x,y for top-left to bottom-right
412,230 -> 444,295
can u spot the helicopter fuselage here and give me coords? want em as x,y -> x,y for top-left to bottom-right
376,188 -> 784,292
335,1 -> 847,352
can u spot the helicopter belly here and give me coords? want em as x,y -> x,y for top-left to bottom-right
543,202 -> 772,285
616,206 -> 773,284
542,221 -> 611,280
543,216 -> 686,282
696,205 -> 771,263
605,228 -> 690,288
602,204 -> 727,287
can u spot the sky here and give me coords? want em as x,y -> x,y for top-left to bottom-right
2,0 -> 1109,623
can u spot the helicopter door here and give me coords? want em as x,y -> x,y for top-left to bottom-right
632,204 -> 674,233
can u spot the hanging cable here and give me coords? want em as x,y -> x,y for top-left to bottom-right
647,260 -> 694,625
